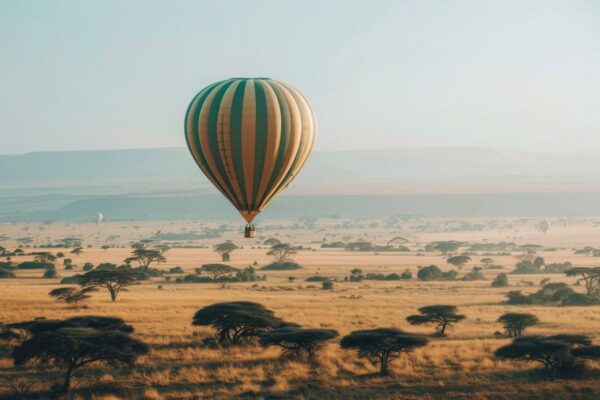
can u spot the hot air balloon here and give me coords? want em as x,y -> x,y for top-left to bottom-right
184,78 -> 317,237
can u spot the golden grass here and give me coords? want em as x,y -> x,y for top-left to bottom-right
0,219 -> 599,399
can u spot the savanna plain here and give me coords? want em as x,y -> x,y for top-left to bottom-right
0,217 -> 599,399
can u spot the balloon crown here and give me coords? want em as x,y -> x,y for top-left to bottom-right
230,77 -> 271,80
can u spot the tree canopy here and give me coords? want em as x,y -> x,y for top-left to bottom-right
197,264 -> 240,280
447,255 -> 471,268
495,334 -> 598,379
13,327 -> 147,393
260,327 -> 339,359
340,328 -> 428,374
75,269 -> 139,301
192,302 -> 288,346
497,313 -> 539,337
565,267 -> 600,296
8,316 -> 134,337
406,305 -> 466,336
425,241 -> 465,255
124,247 -> 166,271
49,287 -> 96,308
214,242 -> 238,262
266,243 -> 297,264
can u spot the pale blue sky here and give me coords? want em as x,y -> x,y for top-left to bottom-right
1,0 -> 599,154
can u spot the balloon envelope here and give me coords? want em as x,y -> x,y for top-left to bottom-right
184,78 -> 317,223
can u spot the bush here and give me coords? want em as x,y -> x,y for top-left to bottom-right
417,265 -> 441,281
305,276 -> 329,282
364,272 -> 412,281
507,290 -> 531,305
42,267 -> 58,279
0,268 -> 16,278
461,267 -> 485,281
544,262 -> 572,274
505,283 -> 596,306
178,275 -> 214,283
322,281 -> 334,290
83,263 -> 94,271
511,260 -> 542,274
261,262 -> 302,271
417,265 -> 457,281
169,266 -> 184,274
60,275 -> 82,284
562,292 -> 598,306
17,261 -> 54,270
491,273 -> 509,287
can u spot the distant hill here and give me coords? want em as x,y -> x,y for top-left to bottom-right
1,147 -> 599,220
13,192 -> 600,222
1,147 -> 598,192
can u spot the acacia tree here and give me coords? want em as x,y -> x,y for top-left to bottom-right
447,255 -> 471,269
406,305 -> 466,336
214,242 -> 238,262
267,243 -> 296,264
34,252 -> 56,264
340,328 -> 428,374
426,241 -> 464,255
124,247 -> 166,271
494,334 -> 598,380
8,316 -> 134,337
49,287 -> 96,308
13,327 -> 148,393
75,269 -> 139,301
565,267 -> 600,296
480,257 -> 494,267
192,302 -> 286,346
260,327 -> 339,360
497,313 -> 539,337
198,264 -> 239,280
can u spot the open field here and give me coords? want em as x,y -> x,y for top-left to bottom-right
1,217 -> 599,399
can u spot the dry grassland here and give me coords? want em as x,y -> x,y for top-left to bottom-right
0,218 -> 599,399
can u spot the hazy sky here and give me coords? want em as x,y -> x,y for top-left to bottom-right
1,0 -> 599,154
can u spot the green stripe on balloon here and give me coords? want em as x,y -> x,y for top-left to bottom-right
252,80 -> 268,210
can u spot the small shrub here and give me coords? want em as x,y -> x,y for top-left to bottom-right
491,273 -> 509,287
261,262 -> 302,271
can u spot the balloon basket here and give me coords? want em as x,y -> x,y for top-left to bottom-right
244,224 -> 256,238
